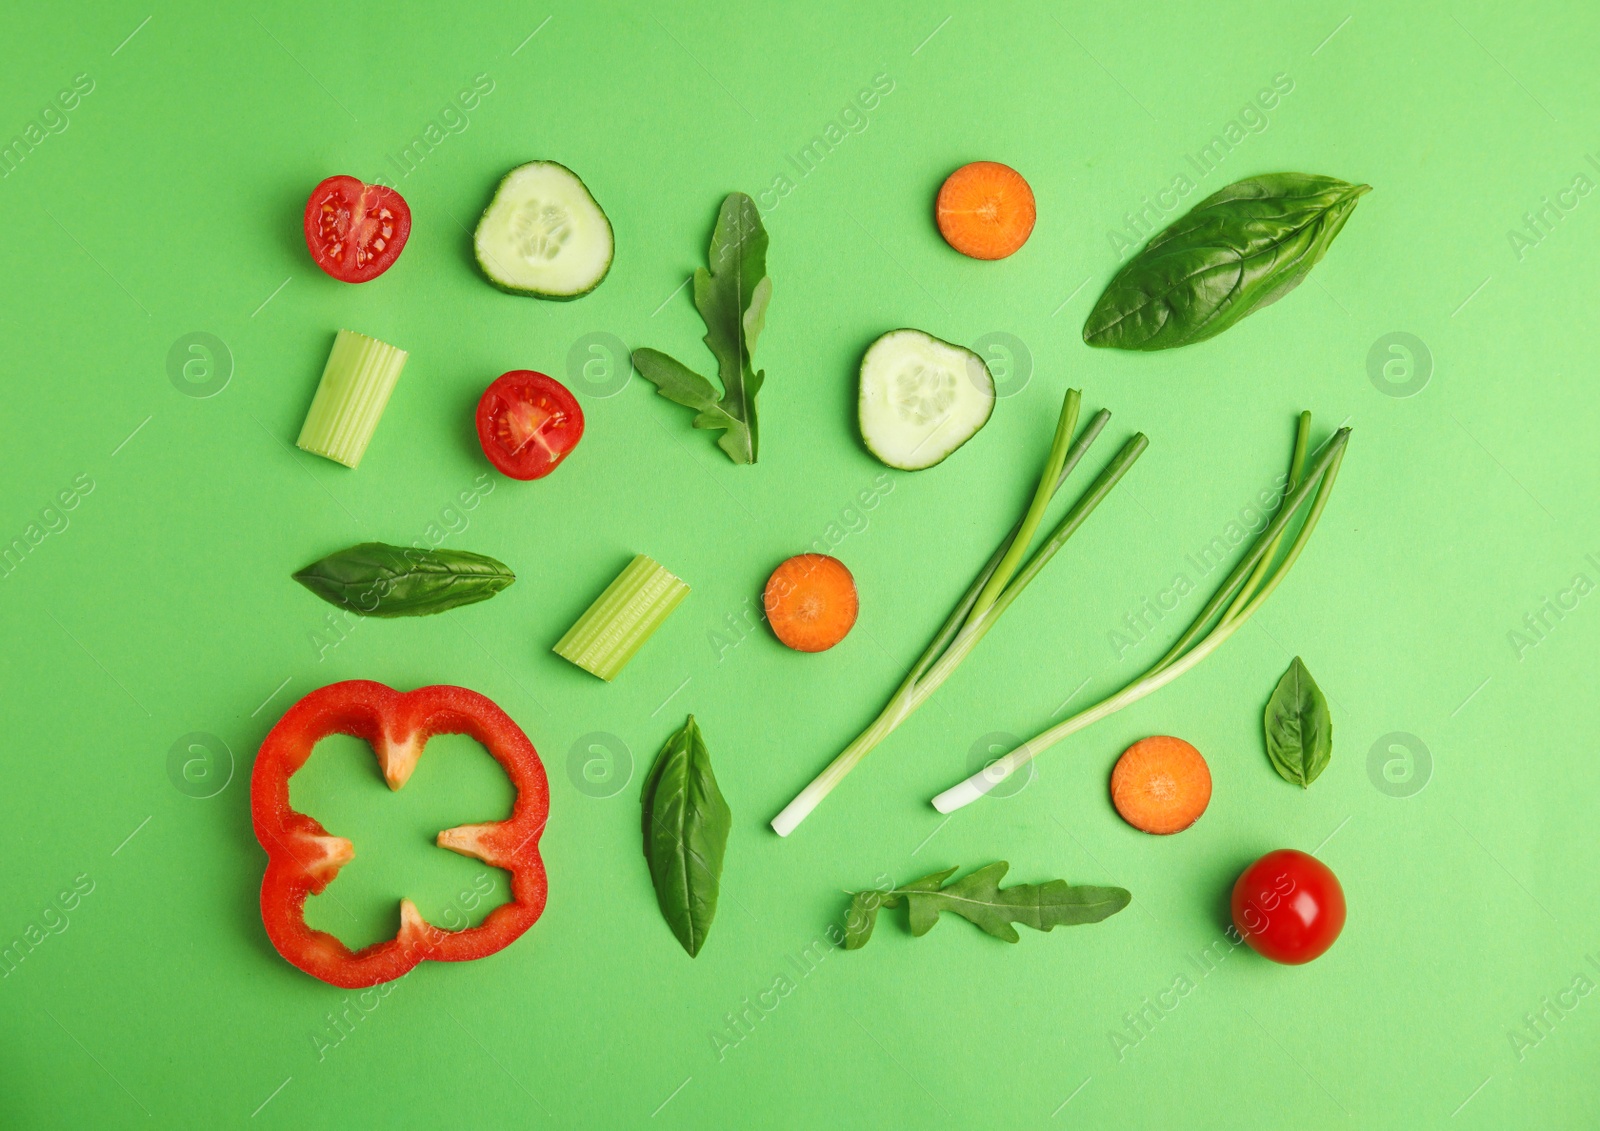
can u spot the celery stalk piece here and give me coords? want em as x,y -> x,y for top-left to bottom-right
554,555 -> 690,681
296,329 -> 409,469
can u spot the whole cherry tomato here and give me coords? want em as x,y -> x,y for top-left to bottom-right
1230,849 -> 1345,965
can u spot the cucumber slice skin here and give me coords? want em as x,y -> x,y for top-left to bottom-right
474,160 -> 614,300
858,329 -> 995,471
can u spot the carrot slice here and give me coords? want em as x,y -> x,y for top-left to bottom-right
763,554 -> 858,653
1110,736 -> 1212,835
935,161 -> 1036,260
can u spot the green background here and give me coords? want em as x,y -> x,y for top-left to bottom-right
2,0 -> 1596,1126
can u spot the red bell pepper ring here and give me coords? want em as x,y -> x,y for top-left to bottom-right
251,680 -> 549,988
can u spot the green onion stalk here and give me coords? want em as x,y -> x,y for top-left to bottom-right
771,389 -> 1147,836
931,413 -> 1350,814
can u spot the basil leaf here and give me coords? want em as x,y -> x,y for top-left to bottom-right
1263,656 -> 1333,787
633,192 -> 769,464
641,716 -> 731,957
1083,173 -> 1371,351
844,863 -> 1130,948
292,542 -> 514,618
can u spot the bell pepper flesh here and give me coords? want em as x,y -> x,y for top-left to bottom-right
251,680 -> 549,988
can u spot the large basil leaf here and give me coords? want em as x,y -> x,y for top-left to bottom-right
1263,656 -> 1333,787
844,863 -> 1130,949
1083,173 -> 1370,351
641,716 -> 731,957
292,542 -> 514,618
633,192 -> 769,464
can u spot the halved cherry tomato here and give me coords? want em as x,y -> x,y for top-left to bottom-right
303,175 -> 412,283
475,371 -> 585,480
1230,849 -> 1346,965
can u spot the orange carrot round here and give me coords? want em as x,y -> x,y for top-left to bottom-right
1110,736 -> 1212,835
935,161 -> 1036,260
764,554 -> 858,653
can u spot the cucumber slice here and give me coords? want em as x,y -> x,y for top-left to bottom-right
858,329 -> 995,470
474,161 -> 614,299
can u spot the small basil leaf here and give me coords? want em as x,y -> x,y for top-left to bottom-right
1084,173 -> 1371,351
642,716 -> 731,957
1264,656 -> 1333,787
292,542 -> 514,618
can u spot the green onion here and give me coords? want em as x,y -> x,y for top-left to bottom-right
930,413 -> 1350,814
771,389 -> 1147,837
296,329 -> 409,469
554,554 -> 690,681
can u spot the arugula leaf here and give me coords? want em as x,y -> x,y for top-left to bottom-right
641,716 -> 732,957
844,868 -> 953,950
633,193 -> 770,464
843,863 -> 1130,949
1264,656 -> 1333,787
